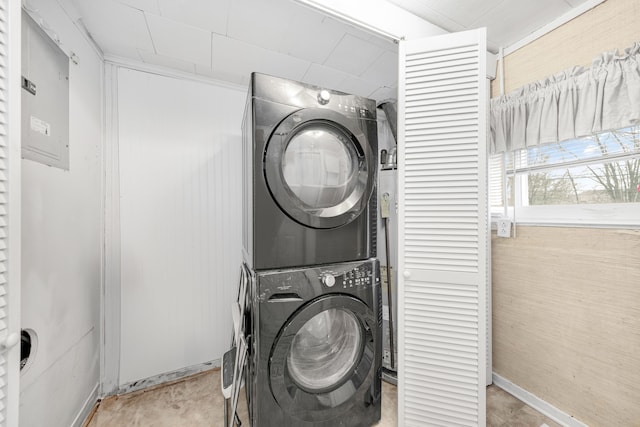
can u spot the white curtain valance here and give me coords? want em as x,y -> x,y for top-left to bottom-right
490,42 -> 640,153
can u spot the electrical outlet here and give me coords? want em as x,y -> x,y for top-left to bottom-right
497,219 -> 511,238
383,350 -> 391,365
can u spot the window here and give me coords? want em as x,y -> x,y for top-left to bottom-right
490,125 -> 640,226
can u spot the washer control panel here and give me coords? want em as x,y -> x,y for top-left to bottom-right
312,87 -> 375,119
319,263 -> 375,289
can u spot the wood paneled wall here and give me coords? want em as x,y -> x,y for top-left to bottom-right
492,227 -> 640,426
490,3 -> 640,424
491,0 -> 640,97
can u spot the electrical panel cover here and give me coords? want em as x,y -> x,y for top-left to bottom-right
21,11 -> 70,170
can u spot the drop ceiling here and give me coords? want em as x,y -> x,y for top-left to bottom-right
37,0 -> 594,101
387,0 -> 593,52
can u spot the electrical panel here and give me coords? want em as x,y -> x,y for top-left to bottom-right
21,11 -> 69,170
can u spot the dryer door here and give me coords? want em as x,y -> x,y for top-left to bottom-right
269,294 -> 376,422
265,108 -> 375,229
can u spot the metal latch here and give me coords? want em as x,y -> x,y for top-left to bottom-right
22,76 -> 36,95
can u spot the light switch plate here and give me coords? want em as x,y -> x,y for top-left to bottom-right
497,219 -> 511,238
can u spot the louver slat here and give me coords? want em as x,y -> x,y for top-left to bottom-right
0,1 -> 11,425
398,29 -> 487,427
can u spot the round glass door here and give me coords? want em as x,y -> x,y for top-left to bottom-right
269,295 -> 376,422
287,308 -> 362,391
265,108 -> 375,229
282,127 -> 358,211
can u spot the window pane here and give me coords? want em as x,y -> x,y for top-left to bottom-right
507,174 -> 515,207
527,158 -> 640,205
517,125 -> 640,169
489,154 -> 504,209
489,153 -> 516,211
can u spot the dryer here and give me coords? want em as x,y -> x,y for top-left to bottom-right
246,259 -> 382,427
242,73 -> 378,270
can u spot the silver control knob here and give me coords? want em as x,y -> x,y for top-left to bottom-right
322,273 -> 336,287
318,90 -> 331,105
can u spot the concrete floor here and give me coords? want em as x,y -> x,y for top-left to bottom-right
84,369 -> 559,426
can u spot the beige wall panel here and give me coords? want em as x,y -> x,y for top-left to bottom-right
492,226 -> 640,426
490,2 -> 640,423
492,0 -> 640,97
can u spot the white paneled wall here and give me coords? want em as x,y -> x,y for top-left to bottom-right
19,0 -> 104,425
116,68 -> 245,385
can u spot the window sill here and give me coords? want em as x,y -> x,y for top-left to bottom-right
491,203 -> 640,229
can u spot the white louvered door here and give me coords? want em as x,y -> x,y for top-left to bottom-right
397,29 -> 488,427
0,0 -> 20,425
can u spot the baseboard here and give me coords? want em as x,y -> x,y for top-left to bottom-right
71,383 -> 99,427
492,373 -> 588,427
114,359 -> 221,396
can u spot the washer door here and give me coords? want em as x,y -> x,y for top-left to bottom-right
269,295 -> 376,422
265,108 -> 375,229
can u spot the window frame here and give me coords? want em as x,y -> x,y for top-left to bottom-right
490,129 -> 640,228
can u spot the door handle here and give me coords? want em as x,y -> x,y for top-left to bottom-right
268,293 -> 304,302
403,270 -> 411,279
1,332 -> 19,350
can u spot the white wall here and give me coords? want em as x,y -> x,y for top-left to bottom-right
114,68 -> 244,386
19,1 -> 103,426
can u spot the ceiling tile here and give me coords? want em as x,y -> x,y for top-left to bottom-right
321,16 -> 373,38
100,41 -> 144,62
54,0 -> 82,21
72,0 -> 154,52
412,0 -> 506,28
115,0 -> 160,14
323,34 -> 385,77
212,34 -> 311,84
476,0 -> 573,48
68,0 -> 596,90
360,50 -> 397,88
279,7 -> 345,64
145,13 -> 212,66
157,0 -> 230,34
386,0 -> 466,32
138,49 -> 196,74
366,33 -> 399,53
227,0 -> 295,52
334,76 -> 380,99
301,64 -> 349,91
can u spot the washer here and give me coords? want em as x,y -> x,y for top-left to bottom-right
246,259 -> 382,427
242,73 -> 378,270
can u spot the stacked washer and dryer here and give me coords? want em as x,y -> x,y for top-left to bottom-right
240,73 -> 382,427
